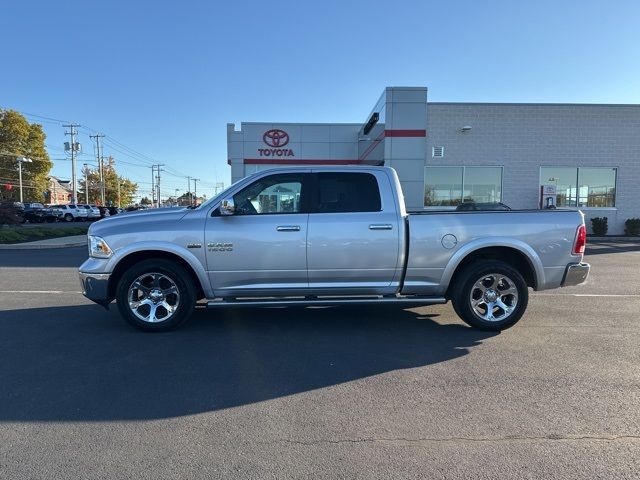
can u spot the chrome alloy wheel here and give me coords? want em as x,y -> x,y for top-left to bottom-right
469,273 -> 519,322
127,272 -> 180,323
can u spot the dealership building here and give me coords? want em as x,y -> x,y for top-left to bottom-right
227,86 -> 639,234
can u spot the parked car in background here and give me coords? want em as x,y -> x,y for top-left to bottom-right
99,206 -> 122,217
44,205 -> 64,221
55,204 -> 89,222
79,204 -> 101,220
456,202 -> 512,211
22,203 -> 54,223
98,206 -> 111,219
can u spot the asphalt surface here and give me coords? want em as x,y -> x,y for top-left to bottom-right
0,242 -> 638,479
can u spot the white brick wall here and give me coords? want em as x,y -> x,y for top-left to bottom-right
425,103 -> 640,234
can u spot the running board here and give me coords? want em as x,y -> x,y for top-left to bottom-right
206,296 -> 447,308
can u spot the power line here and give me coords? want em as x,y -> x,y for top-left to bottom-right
13,109 -> 219,200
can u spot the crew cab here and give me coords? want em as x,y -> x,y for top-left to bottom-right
79,167 -> 590,332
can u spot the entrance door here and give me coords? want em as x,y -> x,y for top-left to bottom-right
205,172 -> 310,296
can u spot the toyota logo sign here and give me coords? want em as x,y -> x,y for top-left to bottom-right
263,129 -> 290,148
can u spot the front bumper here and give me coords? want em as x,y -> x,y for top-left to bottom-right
79,272 -> 111,307
561,262 -> 590,287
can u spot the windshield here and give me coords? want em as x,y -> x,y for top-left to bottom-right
192,179 -> 244,210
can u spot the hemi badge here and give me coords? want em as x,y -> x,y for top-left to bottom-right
186,243 -> 202,249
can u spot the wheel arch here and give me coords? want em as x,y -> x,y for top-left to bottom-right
443,240 -> 544,298
107,248 -> 207,301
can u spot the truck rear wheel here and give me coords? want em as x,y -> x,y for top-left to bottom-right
451,260 -> 528,331
115,259 -> 196,332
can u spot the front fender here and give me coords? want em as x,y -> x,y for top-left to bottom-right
81,241 -> 212,298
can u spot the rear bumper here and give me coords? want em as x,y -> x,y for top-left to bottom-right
562,262 -> 590,287
79,272 -> 111,306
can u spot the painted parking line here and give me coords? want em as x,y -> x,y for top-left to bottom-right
535,293 -> 640,297
0,290 -> 82,294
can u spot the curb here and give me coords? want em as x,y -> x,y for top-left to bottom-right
0,235 -> 87,250
0,241 -> 86,250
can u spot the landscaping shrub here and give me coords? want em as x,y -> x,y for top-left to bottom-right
0,204 -> 22,225
625,218 -> 640,236
590,217 -> 608,236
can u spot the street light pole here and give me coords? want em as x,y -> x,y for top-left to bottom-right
17,157 -> 32,203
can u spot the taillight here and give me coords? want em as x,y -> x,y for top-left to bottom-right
573,224 -> 586,255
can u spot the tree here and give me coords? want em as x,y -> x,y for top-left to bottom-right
81,157 -> 137,206
140,196 -> 152,206
0,110 -> 52,202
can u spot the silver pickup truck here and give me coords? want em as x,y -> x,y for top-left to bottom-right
79,166 -> 590,332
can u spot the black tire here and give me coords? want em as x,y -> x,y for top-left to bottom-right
64,213 -> 73,222
116,259 -> 196,332
450,260 -> 528,331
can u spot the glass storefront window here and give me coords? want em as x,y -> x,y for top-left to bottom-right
463,167 -> 503,203
540,167 -> 616,208
539,167 -> 578,207
578,168 -> 616,207
424,167 -> 463,206
424,166 -> 502,207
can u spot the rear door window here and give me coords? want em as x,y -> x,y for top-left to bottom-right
313,173 -> 381,213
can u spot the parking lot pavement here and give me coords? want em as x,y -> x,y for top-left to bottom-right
0,242 -> 638,479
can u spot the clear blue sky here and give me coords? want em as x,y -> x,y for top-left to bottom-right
3,0 -> 639,199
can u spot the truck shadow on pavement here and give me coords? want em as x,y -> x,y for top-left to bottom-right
0,304 -> 497,421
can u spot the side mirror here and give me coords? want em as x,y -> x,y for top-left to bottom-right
220,198 -> 235,215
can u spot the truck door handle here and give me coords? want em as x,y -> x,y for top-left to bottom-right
276,225 -> 301,232
369,224 -> 393,230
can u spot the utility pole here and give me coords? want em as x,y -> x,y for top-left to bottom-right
89,133 -> 105,205
83,163 -> 89,203
150,165 -> 156,207
117,181 -> 121,208
156,164 -> 164,207
63,124 -> 81,203
187,176 -> 192,205
192,178 -> 200,206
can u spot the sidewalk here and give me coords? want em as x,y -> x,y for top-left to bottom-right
0,235 -> 87,250
588,236 -> 640,242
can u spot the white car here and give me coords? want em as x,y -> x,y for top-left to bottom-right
55,204 -> 89,222
80,204 -> 101,220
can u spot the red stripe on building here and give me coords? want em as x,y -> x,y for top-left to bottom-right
243,159 -> 363,165
384,129 -> 427,137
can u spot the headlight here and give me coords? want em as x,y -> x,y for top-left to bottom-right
88,235 -> 113,258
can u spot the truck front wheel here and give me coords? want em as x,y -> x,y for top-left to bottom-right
451,260 -> 528,331
115,259 -> 196,332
